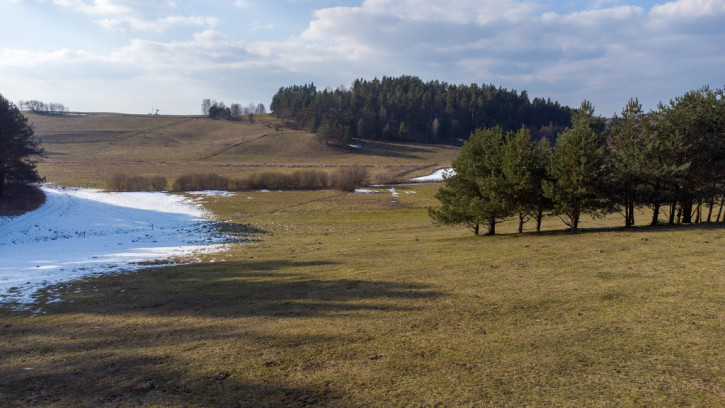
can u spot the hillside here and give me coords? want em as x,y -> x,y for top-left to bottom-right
28,112 -> 460,188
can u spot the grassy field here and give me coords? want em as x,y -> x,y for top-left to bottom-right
1,114 -> 723,406
28,113 -> 459,188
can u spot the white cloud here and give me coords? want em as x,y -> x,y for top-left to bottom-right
50,0 -> 216,31
234,0 -> 252,7
3,0 -> 724,115
2,48 -> 94,67
650,0 -> 725,19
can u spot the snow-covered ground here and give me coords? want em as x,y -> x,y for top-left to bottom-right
0,187 -> 231,305
409,168 -> 455,182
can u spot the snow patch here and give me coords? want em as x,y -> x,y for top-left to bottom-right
187,190 -> 236,197
0,187 -> 234,306
409,168 -> 455,182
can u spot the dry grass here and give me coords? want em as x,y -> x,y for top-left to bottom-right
3,114 -> 722,406
2,184 -> 724,406
28,113 -> 459,189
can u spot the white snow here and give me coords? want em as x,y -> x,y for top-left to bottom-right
354,189 -> 377,194
409,168 -> 456,182
0,186 -> 231,305
187,190 -> 236,197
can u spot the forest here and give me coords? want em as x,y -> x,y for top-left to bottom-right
270,75 -> 572,144
430,87 -> 725,234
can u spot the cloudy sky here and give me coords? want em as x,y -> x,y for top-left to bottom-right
1,0 -> 723,116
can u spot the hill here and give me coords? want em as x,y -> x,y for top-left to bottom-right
28,112 -> 460,188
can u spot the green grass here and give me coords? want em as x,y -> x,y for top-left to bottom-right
2,184 -> 724,406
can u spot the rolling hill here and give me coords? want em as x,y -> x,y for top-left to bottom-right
28,112 -> 460,188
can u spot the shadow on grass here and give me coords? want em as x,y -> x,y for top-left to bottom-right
0,352 -> 335,407
0,259 -> 440,407
351,141 -> 436,160
0,259 -> 442,406
59,259 -> 440,318
536,221 -> 725,237
473,220 -> 725,238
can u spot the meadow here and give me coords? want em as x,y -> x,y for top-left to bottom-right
29,113 -> 459,188
0,114 -> 723,406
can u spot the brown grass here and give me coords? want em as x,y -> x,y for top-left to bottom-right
27,112 -> 459,189
1,187 -> 723,406
6,113 -> 722,406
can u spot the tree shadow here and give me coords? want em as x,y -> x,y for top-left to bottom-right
0,259 -> 443,405
350,141 -> 436,160
42,260 -> 441,318
0,351 -> 336,407
523,221 -> 725,237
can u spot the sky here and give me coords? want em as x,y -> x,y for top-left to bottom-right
0,0 -> 723,117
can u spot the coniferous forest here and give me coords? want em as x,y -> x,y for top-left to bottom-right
430,86 -> 725,234
270,75 -> 572,144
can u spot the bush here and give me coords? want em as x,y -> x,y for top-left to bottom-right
294,170 -> 329,189
331,166 -> 369,192
233,170 -> 331,191
172,174 -> 230,191
149,176 -> 168,191
109,174 -> 167,192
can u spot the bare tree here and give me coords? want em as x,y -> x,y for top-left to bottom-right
201,99 -> 211,115
230,103 -> 242,117
255,103 -> 266,114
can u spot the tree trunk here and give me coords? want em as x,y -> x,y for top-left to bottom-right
717,196 -> 725,223
624,195 -> 635,227
707,197 -> 714,223
570,208 -> 579,233
486,218 -> 496,235
669,203 -> 676,224
536,206 -> 543,232
682,201 -> 692,224
651,203 -> 660,226
695,200 -> 702,223
518,212 -> 524,234
474,223 -> 480,236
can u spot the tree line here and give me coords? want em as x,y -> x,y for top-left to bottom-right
270,76 -> 572,145
430,86 -> 725,234
18,99 -> 69,115
201,99 -> 266,120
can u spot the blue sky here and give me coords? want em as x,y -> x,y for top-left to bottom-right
1,0 -> 723,116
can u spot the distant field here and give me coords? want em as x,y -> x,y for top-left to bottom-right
28,112 -> 459,188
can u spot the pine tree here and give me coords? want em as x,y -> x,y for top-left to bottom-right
429,127 -> 510,235
501,127 -> 541,233
544,101 -> 610,232
609,98 -> 647,227
0,94 -> 43,198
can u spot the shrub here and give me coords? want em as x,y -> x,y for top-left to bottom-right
172,173 -> 230,191
294,170 -> 329,189
149,176 -> 168,191
109,174 -> 168,192
232,170 -> 331,191
332,166 -> 369,192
